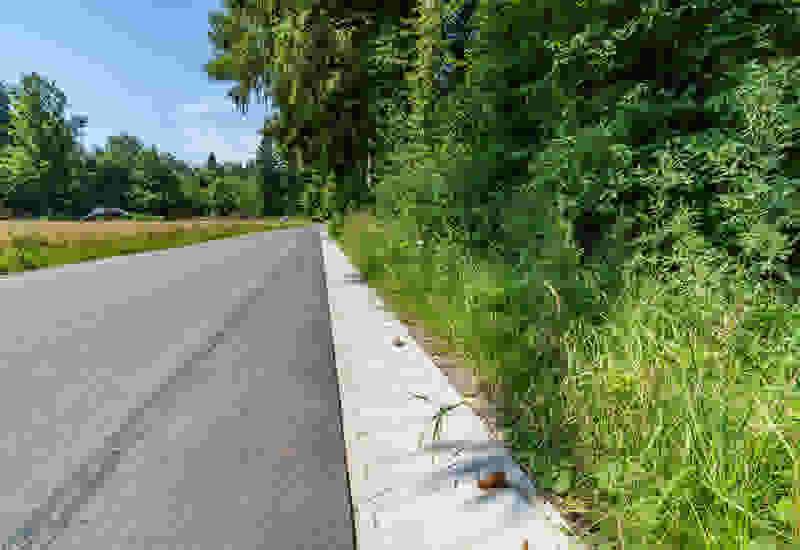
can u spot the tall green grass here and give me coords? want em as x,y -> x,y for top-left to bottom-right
331,210 -> 800,550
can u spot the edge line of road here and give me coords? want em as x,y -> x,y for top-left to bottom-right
314,224 -> 361,550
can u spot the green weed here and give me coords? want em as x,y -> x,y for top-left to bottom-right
333,210 -> 800,550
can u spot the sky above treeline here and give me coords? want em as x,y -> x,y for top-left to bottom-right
1,0 -> 274,166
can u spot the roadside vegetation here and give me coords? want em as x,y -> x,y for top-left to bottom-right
332,207 -> 800,549
204,0 -> 800,547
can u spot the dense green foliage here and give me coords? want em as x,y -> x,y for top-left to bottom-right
205,0 -> 800,547
0,72 -> 303,220
0,82 -> 11,150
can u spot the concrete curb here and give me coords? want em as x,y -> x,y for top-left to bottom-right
318,227 -> 590,550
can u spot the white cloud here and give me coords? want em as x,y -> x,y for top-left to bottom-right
181,127 -> 260,164
177,96 -> 237,116
179,103 -> 212,115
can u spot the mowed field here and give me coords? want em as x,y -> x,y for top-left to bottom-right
0,217 -> 298,247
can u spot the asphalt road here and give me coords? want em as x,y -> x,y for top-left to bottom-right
0,224 -> 356,550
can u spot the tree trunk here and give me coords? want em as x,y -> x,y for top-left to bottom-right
366,148 -> 374,191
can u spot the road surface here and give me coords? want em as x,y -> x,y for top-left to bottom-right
0,224 -> 356,550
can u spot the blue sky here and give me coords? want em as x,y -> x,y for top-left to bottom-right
1,0 -> 275,166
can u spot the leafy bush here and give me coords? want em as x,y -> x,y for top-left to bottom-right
334,0 -> 800,547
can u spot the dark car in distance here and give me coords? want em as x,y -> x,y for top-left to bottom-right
80,207 -> 132,221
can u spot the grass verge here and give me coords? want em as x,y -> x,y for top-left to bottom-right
0,216 -> 311,275
329,210 -> 800,550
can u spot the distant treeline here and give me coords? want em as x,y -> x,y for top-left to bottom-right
0,72 -> 305,220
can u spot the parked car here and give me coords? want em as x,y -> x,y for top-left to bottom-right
80,207 -> 132,221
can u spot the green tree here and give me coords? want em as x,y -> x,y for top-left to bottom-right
0,72 -> 83,217
236,172 -> 263,217
0,81 -> 11,149
125,145 -> 159,212
181,169 -> 214,216
256,133 -> 288,216
105,133 -> 144,167
211,173 -> 240,216
203,1 -> 412,216
0,71 -> 247,221
206,151 -> 218,173
0,81 -> 13,207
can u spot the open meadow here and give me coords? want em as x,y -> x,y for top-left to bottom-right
0,217 -> 311,275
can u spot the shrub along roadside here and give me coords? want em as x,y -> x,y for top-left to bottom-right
330,210 -> 800,550
0,217 -> 309,275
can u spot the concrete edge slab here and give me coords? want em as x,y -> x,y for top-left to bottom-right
317,227 -> 591,550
